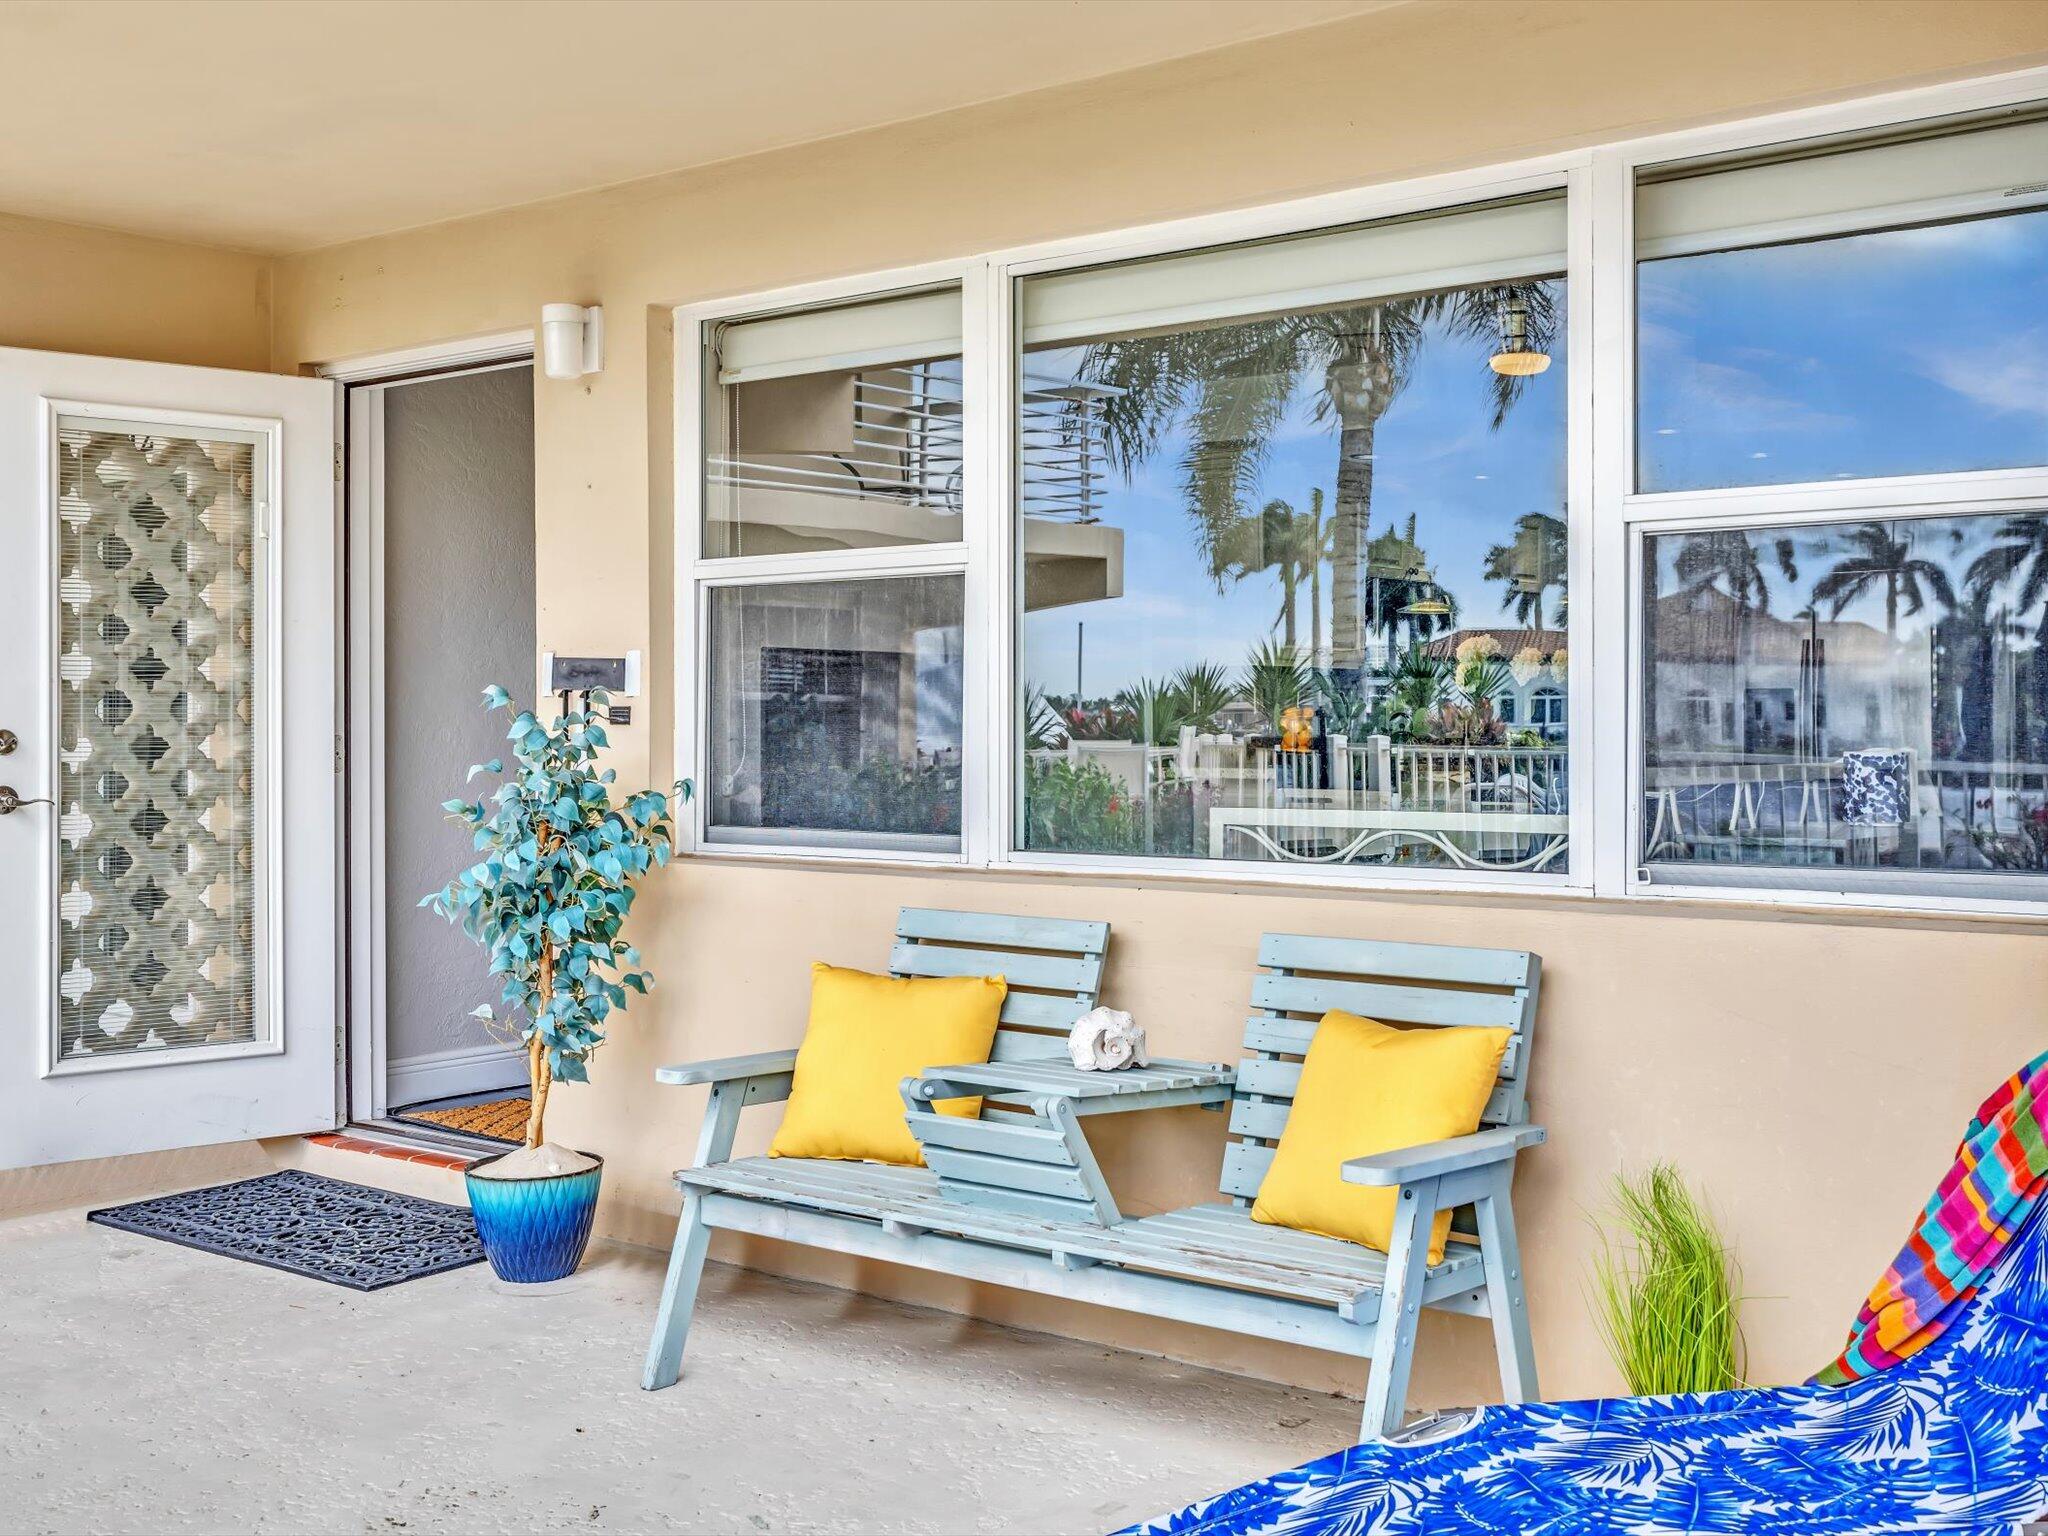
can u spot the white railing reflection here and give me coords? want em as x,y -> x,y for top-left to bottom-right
1642,751 -> 2048,870
1024,732 -> 1571,868
1027,735 -> 1569,811
1023,727 -> 2048,873
1387,744 -> 1567,816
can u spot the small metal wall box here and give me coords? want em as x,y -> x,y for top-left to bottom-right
542,649 -> 642,697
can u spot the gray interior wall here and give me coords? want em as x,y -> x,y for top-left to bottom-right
382,365 -> 536,1076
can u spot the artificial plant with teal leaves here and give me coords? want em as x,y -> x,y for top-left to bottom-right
423,685 -> 685,1150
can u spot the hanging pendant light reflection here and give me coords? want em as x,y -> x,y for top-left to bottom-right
1489,295 -> 1551,377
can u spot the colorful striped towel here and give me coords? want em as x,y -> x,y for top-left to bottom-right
1816,1047 -> 2048,1385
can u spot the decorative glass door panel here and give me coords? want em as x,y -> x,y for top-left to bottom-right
54,419 -> 269,1067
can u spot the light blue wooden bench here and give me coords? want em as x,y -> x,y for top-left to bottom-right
641,908 -> 1121,1376
643,920 -> 1545,1443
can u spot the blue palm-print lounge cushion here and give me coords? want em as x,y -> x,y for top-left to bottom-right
1123,1206 -> 2048,1535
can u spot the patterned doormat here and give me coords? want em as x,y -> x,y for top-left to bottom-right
88,1169 -> 485,1291
393,1096 -> 530,1143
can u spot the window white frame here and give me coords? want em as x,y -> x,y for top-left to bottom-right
676,263 -> 988,868
990,168 -> 1590,895
692,562 -> 977,863
1623,497 -> 2048,910
674,61 -> 2048,919
1590,67 -> 2048,918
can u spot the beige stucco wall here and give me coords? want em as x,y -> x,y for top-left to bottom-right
259,0 -> 2048,1407
0,211 -> 270,369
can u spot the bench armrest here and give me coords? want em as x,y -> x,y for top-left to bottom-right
1341,1124 -> 1547,1188
655,1049 -> 799,1087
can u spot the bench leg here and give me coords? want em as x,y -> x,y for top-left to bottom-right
1473,1166 -> 1538,1404
642,1080 -> 746,1391
1359,1175 -> 1439,1442
641,1193 -> 712,1391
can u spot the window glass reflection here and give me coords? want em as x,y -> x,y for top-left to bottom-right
706,576 -> 963,851
1015,196 -> 1572,873
1642,512 -> 2048,883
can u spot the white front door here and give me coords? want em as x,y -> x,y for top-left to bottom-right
0,347 -> 342,1170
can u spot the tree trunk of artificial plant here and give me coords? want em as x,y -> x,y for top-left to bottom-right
524,939 -> 554,1149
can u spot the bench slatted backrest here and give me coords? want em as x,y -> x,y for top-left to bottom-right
1221,933 -> 1541,1209
889,908 -> 1109,1062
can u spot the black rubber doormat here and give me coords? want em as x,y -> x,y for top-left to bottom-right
88,1168 -> 486,1291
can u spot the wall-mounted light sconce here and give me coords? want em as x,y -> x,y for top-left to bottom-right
541,303 -> 604,379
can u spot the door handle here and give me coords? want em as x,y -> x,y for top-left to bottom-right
0,728 -> 15,754
0,786 -> 52,815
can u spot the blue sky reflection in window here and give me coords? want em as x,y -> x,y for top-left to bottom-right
1636,103 -> 2048,491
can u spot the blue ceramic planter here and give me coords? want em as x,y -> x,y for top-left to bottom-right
465,1151 -> 604,1283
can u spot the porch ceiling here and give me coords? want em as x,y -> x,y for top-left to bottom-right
0,0 -> 1400,255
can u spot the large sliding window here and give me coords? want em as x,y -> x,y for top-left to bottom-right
696,286 -> 968,855
680,76 -> 2048,912
1631,102 -> 2048,901
1012,194 -> 1573,875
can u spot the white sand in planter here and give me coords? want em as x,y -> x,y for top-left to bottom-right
468,1142 -> 599,1180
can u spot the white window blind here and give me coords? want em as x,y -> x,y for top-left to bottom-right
1637,111 -> 2048,260
713,288 -> 961,384
1020,193 -> 1566,347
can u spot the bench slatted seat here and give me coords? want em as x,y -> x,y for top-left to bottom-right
676,1159 -> 1490,1337
644,922 -> 1545,1443
1223,933 -> 1545,1434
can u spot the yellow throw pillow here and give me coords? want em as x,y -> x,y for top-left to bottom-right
769,963 -> 1007,1166
1251,1009 -> 1511,1266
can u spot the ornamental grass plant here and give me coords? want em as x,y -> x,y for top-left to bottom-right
1589,1163 -> 1747,1396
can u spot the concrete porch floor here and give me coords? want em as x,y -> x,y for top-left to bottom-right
1,1199 -> 1356,1535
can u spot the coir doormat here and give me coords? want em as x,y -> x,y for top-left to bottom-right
393,1096 -> 529,1143
89,1168 -> 485,1291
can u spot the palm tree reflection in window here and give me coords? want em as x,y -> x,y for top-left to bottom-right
1810,521 -> 1956,638
1483,511 -> 1568,627
1646,511 -> 2048,876
1077,280 -> 1560,674
1210,489 -> 1332,648
1672,529 -> 1800,616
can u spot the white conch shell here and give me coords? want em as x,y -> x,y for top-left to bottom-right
1067,1006 -> 1148,1072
